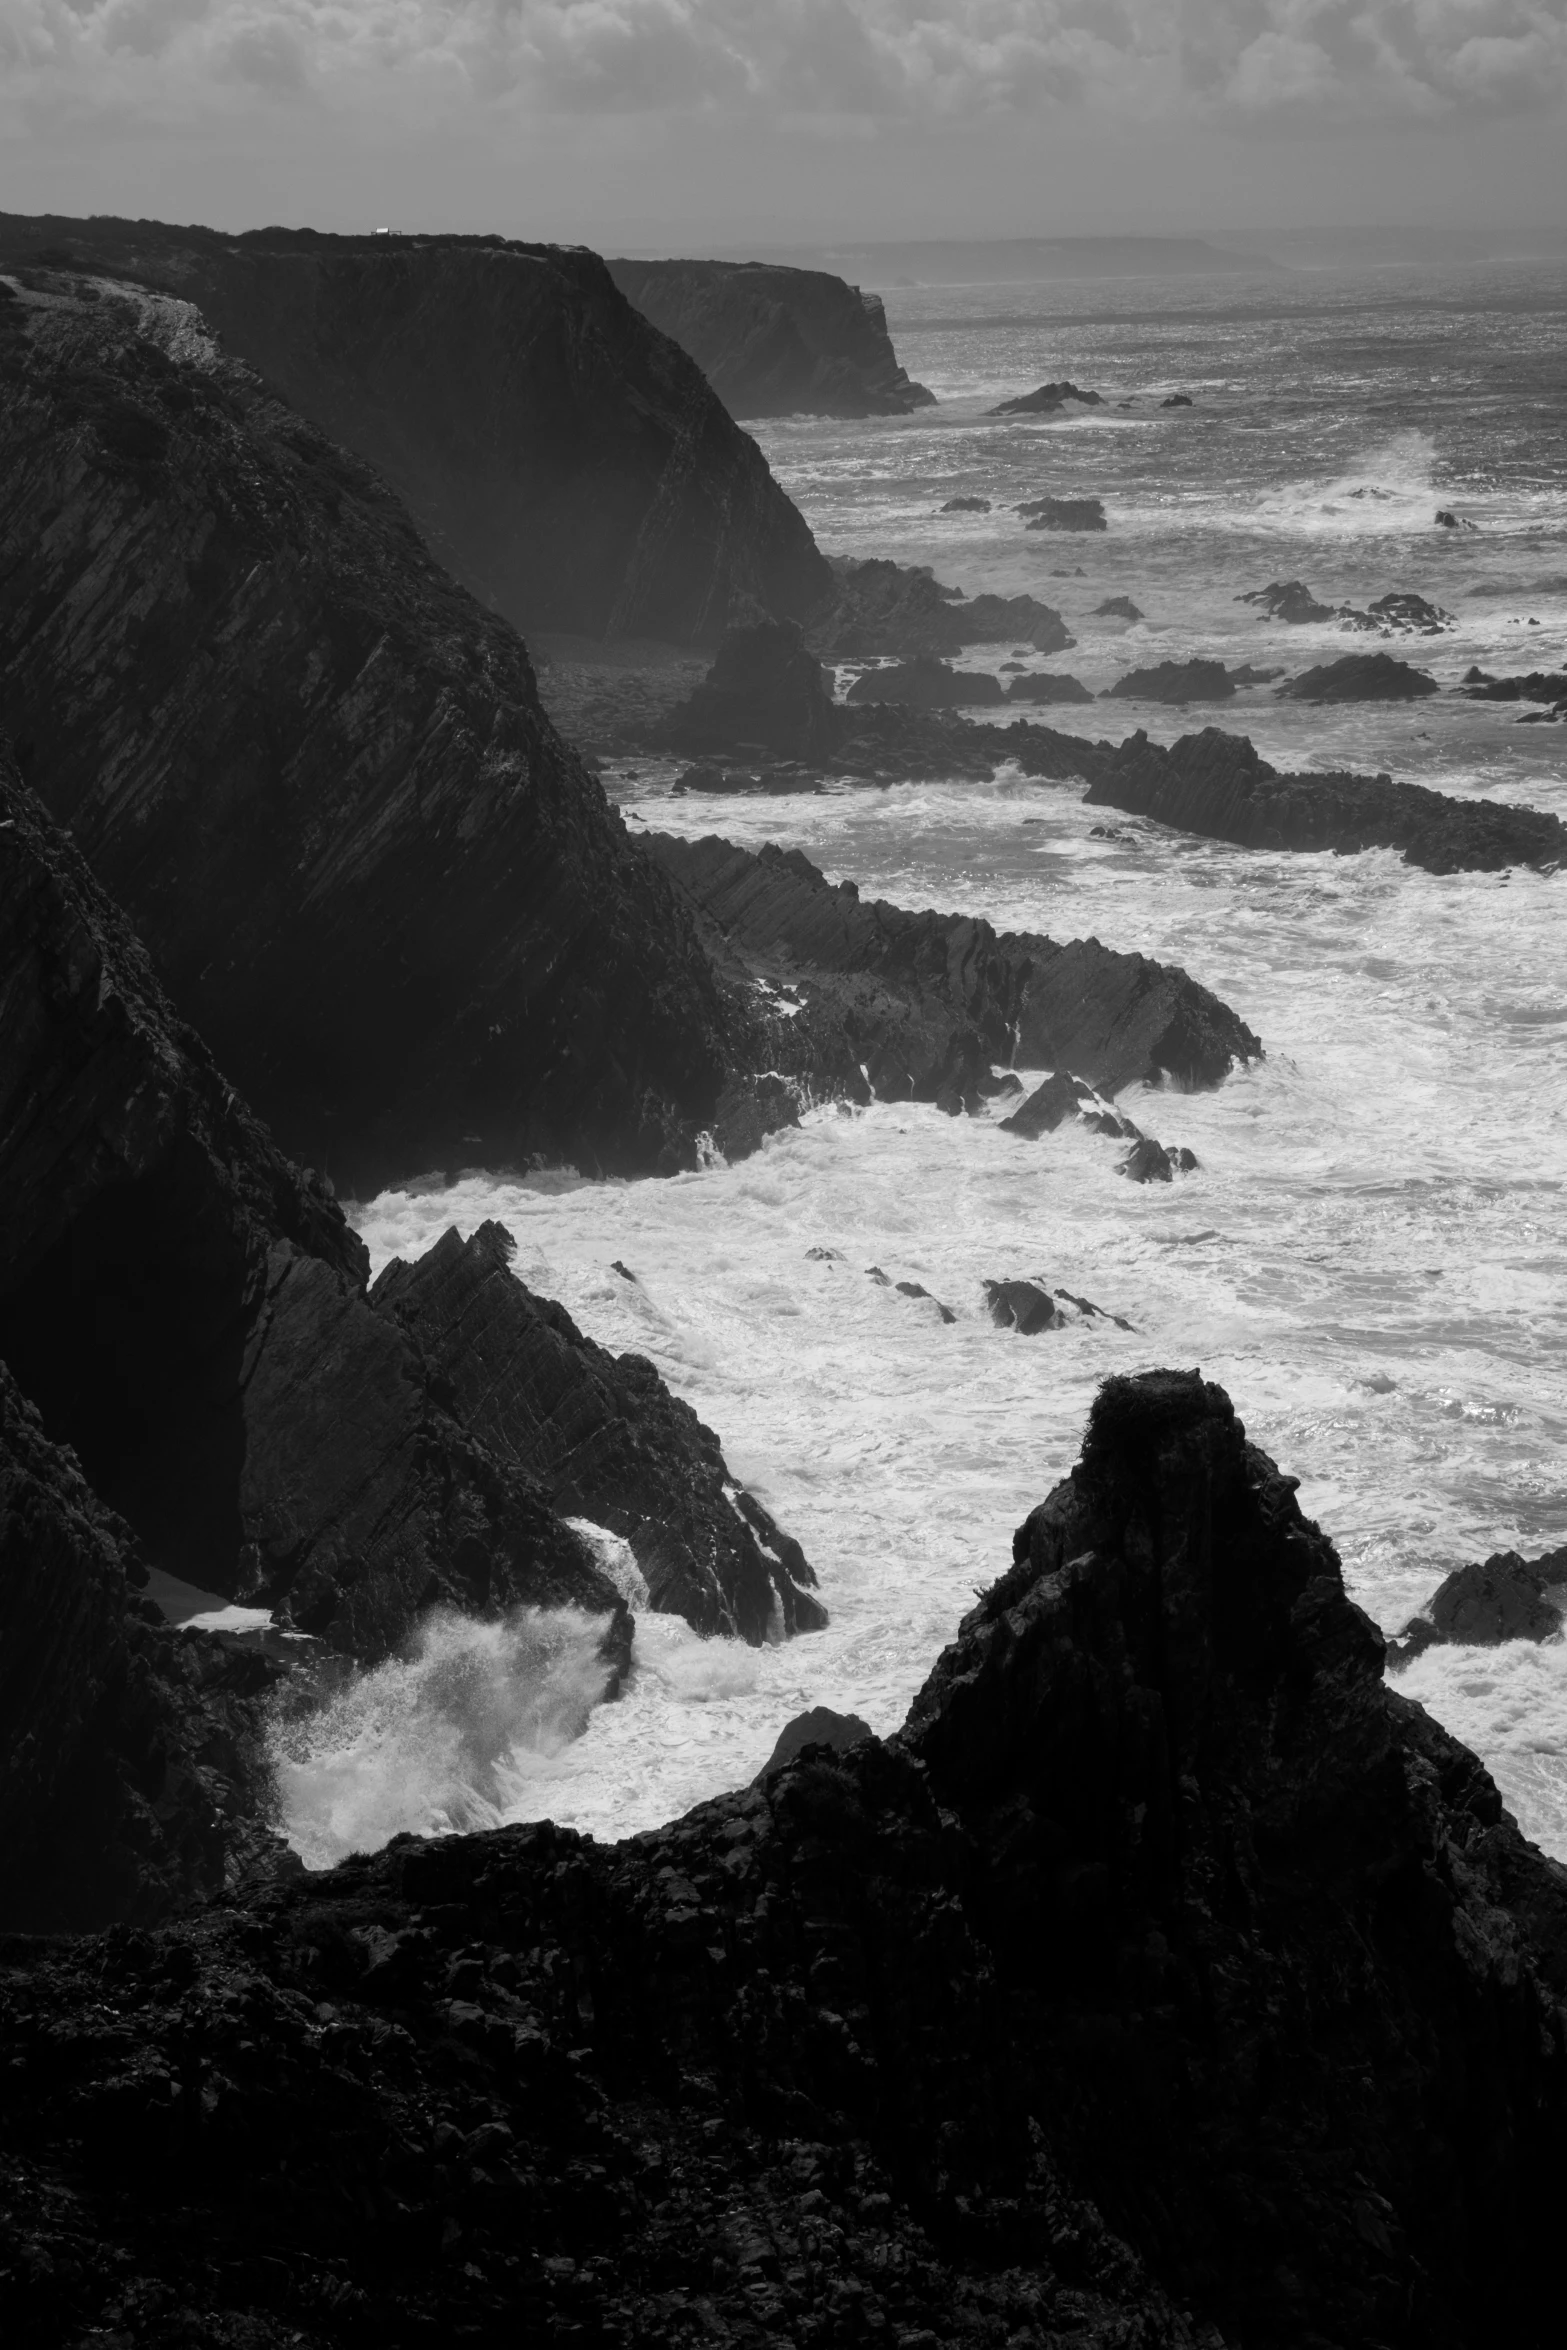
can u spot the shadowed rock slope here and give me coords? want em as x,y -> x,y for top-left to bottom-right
0,213 -> 832,642
608,257 -> 935,419
0,266 -> 732,1187
4,1372 -> 1565,2348
646,832 -> 1261,1123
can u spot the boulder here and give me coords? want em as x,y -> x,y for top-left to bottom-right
1020,496 -> 1108,531
983,1279 -> 1063,1334
845,655 -> 1004,708
371,1224 -> 824,1641
1105,658 -> 1235,704
1280,653 -> 1440,701
755,1705 -> 876,1779
989,380 -> 1104,415
1005,671 -> 1095,704
1388,1545 -> 1567,1664
607,257 -> 935,420
1094,596 -> 1144,620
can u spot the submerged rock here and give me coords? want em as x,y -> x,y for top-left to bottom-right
5,1374 -> 1567,2344
1388,1544 -> 1567,1664
1280,652 -> 1440,700
608,256 -> 935,420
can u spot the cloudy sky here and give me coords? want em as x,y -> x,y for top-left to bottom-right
2,2 -> 1563,248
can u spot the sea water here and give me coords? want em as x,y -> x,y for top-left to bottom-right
280,260 -> 1567,1868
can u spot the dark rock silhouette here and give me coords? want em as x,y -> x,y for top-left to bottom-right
1085,725 -> 1566,873
990,379 -> 1104,414
1462,667 -> 1567,702
1238,578 -> 1336,622
813,556 -> 1073,655
941,494 -> 992,511
1337,591 -> 1454,636
608,257 -> 935,418
1280,652 -> 1440,700
0,214 -> 832,642
0,268 -> 732,1189
371,1223 -> 825,1641
983,1278 -> 1066,1333
1020,495 -> 1108,531
1160,392 -> 1194,407
756,1705 -> 875,1780
1389,1545 -> 1567,1664
5,1374 -> 1567,2345
1105,657 -> 1236,704
1005,670 -> 1095,703
655,620 -> 838,759
845,655 -> 1004,707
1094,594 -> 1144,619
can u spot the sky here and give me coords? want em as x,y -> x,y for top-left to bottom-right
1,2 -> 1564,251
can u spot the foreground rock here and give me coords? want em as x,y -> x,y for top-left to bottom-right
608,257 -> 935,419
1389,1544 -> 1567,1664
1085,726 -> 1566,873
0,214 -> 832,641
372,1223 -> 825,1640
0,268 -> 732,1188
1280,651 -> 1439,700
5,1374 -> 1565,2348
645,832 -> 1262,1128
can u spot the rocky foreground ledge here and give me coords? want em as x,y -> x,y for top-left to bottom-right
4,1372 -> 1565,2349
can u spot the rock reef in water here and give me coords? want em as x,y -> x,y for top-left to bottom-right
1462,667 -> 1567,703
644,832 -> 1262,1132
845,655 -> 1004,708
607,256 -> 935,419
6,1373 -> 1566,2348
1280,651 -> 1439,700
989,379 -> 1104,415
812,557 -> 1074,655
1005,669 -> 1096,704
0,268 -> 733,1189
371,1223 -> 825,1640
0,215 -> 831,641
1020,495 -> 1108,531
1084,725 -> 1566,873
1389,1544 -> 1567,1664
1105,657 -> 1237,704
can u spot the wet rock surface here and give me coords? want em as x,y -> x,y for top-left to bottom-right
609,257 -> 935,420
756,1706 -> 876,1779
6,1374 -> 1563,2347
1389,1545 -> 1567,1664
0,269 -> 732,1190
0,214 -> 832,642
371,1223 -> 824,1642
1084,725 -> 1566,873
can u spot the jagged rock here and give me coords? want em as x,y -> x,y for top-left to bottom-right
941,495 -> 991,512
1338,592 -> 1455,636
1237,579 -> 1336,623
1119,1136 -> 1175,1182
1462,668 -> 1567,703
812,556 -> 1072,656
895,1280 -> 958,1323
1005,670 -> 1095,703
1435,508 -> 1477,530
1094,595 -> 1144,619
989,380 -> 1104,415
845,655 -> 1004,708
0,214 -> 833,641
1388,1545 -> 1567,1665
1160,392 -> 1193,407
999,1072 -> 1094,1137
1084,725 -> 1566,873
983,1279 -> 1064,1333
1105,658 -> 1235,704
5,1375 -> 1567,2345
0,270 -> 731,1189
608,257 -> 935,420
712,1071 -> 802,1159
371,1224 -> 824,1641
1020,496 -> 1108,531
756,1706 -> 876,1779
656,620 -> 838,759
1280,653 -> 1440,700
644,833 -> 1262,1112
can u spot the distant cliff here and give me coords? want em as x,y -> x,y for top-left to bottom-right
608,256 -> 935,418
0,213 -> 832,642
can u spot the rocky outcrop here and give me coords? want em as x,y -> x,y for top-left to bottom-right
845,656 -> 1004,707
1462,667 -> 1567,703
1237,582 -> 1453,636
756,1705 -> 874,1779
999,1072 -> 1197,1178
1238,579 -> 1335,622
645,833 -> 1262,1122
0,268 -> 734,1188
7,1374 -> 1566,2347
1389,1544 -> 1567,1664
608,257 -> 934,419
810,557 -> 1074,656
1280,651 -> 1439,700
655,620 -> 838,761
0,748 -> 630,1663
1006,670 -> 1095,703
982,1279 -> 1131,1333
1094,595 -> 1144,619
1020,495 -> 1108,530
371,1223 -> 824,1641
1105,657 -> 1236,703
990,380 -> 1103,415
0,214 -> 833,641
1084,725 -> 1567,873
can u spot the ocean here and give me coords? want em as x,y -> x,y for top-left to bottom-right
273,259 -> 1567,1870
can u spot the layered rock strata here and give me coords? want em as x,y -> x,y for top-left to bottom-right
645,833 -> 1261,1128
608,257 -> 935,418
5,1375 -> 1565,2348
0,215 -> 832,641
0,269 -> 732,1187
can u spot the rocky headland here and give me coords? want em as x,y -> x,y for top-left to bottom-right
607,257 -> 935,419
5,1373 -> 1566,2348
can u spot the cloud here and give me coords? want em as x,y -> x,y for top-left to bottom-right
2,0 -> 1563,133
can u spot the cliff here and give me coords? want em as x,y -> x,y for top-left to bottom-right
4,1373 -> 1564,2347
608,257 -> 935,418
0,265 -> 734,1188
0,213 -> 832,642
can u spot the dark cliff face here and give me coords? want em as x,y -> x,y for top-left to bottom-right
4,1373 -> 1565,2347
608,257 -> 935,419
0,214 -> 833,643
0,270 -> 731,1187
